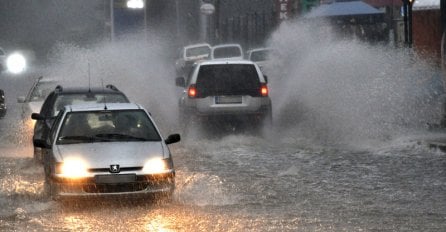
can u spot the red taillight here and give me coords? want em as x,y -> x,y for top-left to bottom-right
188,85 -> 197,98
260,84 -> 269,97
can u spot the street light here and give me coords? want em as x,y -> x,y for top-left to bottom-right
127,0 -> 144,9
110,0 -> 147,41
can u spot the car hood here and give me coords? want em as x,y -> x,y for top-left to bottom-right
55,142 -> 165,168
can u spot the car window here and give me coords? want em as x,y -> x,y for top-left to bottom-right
196,64 -> 260,96
186,46 -> 211,58
28,81 -> 57,102
49,109 -> 65,144
56,109 -> 161,144
51,93 -> 128,117
213,47 -> 242,59
250,50 -> 270,62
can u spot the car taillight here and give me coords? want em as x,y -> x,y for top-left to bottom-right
260,84 -> 269,97
188,84 -> 197,98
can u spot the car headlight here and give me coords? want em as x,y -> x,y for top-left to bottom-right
56,158 -> 88,178
142,158 -> 171,174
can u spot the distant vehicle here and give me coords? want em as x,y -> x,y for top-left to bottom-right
31,84 -> 130,163
0,47 -> 6,72
175,43 -> 211,76
17,76 -> 58,127
176,60 -> 272,133
34,103 -> 180,200
246,47 -> 273,70
210,44 -> 244,60
0,89 -> 6,118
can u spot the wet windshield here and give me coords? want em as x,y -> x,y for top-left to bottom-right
57,110 -> 161,144
212,47 -> 242,59
186,46 -> 211,58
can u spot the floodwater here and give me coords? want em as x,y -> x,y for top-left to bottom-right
0,22 -> 446,231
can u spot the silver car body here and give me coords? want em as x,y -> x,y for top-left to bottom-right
17,76 -> 57,122
44,103 -> 177,199
178,60 -> 271,116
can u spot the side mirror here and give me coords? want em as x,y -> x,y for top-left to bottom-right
175,77 -> 186,88
17,96 -> 26,103
263,75 -> 268,83
34,139 -> 51,149
31,113 -> 45,120
165,133 -> 181,145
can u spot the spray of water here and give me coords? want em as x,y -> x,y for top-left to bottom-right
40,31 -> 180,135
265,20 -> 445,148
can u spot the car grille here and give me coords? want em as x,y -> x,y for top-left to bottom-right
88,166 -> 143,173
83,183 -> 150,193
82,178 -> 173,194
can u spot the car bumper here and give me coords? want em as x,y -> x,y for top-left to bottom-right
51,172 -> 175,199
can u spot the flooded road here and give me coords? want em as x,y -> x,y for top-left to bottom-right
1,112 -> 446,231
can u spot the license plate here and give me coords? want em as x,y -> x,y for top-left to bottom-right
95,174 -> 136,184
215,96 -> 242,104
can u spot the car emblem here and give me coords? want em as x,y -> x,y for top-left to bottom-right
110,164 -> 120,173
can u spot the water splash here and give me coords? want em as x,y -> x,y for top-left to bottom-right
265,21 -> 445,148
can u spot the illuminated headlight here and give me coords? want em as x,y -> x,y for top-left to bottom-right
142,158 -> 171,174
6,53 -> 27,74
56,158 -> 88,178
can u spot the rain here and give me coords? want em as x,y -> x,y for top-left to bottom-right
0,0 -> 446,231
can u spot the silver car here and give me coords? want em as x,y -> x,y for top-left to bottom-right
35,103 -> 180,200
176,60 -> 272,132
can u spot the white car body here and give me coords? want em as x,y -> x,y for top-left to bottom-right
18,77 -> 57,120
41,103 -> 180,199
175,43 -> 211,75
246,47 -> 273,70
211,44 -> 244,60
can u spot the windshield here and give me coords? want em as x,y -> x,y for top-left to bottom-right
52,93 -> 128,116
56,109 -> 161,144
186,46 -> 211,58
212,47 -> 242,59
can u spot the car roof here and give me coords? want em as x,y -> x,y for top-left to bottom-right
247,47 -> 272,53
212,44 -> 242,49
197,59 -> 256,66
53,85 -> 126,95
65,103 -> 143,112
184,43 -> 211,49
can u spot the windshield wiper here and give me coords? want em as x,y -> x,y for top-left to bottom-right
94,133 -> 147,141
